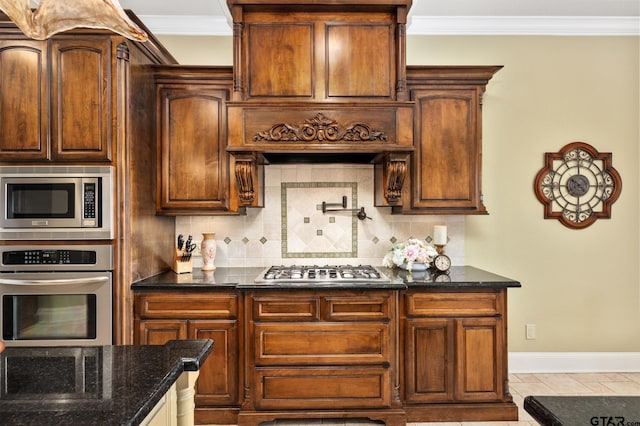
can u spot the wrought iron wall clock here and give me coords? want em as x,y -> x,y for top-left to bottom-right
534,142 -> 622,229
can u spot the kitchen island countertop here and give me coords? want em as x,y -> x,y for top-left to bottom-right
0,339 -> 213,426
131,265 -> 521,290
524,395 -> 640,426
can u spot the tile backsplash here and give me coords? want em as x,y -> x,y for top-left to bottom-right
177,164 -> 464,268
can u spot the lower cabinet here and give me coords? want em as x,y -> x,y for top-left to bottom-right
402,290 -> 517,422
132,287 -> 517,425
239,290 -> 406,426
134,291 -> 240,422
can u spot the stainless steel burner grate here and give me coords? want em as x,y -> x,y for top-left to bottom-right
255,265 -> 390,284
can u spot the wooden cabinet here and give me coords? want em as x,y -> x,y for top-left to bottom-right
398,66 -> 502,214
240,290 -> 405,426
154,67 -> 245,214
132,280 -> 518,424
227,1 -> 411,102
0,36 -> 114,162
401,290 -> 517,421
134,291 -> 241,415
0,39 -> 47,160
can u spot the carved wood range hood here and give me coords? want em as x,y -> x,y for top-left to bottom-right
226,0 -> 414,208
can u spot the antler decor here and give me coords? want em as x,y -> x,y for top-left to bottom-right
534,141 -> 622,229
253,113 -> 387,143
0,0 -> 148,41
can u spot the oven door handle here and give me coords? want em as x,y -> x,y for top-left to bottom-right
0,276 -> 110,286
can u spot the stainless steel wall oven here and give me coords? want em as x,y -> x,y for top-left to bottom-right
0,245 -> 112,347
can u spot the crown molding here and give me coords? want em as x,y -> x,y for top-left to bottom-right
139,15 -> 639,37
408,16 -> 640,36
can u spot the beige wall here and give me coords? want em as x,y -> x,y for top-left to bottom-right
157,34 -> 640,353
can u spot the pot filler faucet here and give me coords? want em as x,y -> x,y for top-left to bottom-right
322,196 -> 372,220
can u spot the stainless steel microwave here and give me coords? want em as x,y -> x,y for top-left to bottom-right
0,166 -> 113,240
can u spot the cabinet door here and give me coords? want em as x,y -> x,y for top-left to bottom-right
138,319 -> 188,345
410,88 -> 485,213
189,320 -> 239,406
0,39 -> 48,160
455,317 -> 504,401
157,87 -> 230,213
404,318 -> 455,402
50,38 -> 112,161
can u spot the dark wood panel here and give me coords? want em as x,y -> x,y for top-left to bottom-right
138,319 -> 187,344
136,293 -> 238,319
327,23 -> 392,98
0,40 -> 47,160
324,294 -> 391,321
191,320 -> 239,405
404,318 -> 455,402
50,38 -> 112,161
255,367 -> 391,409
252,295 -> 320,321
406,292 -> 499,317
456,317 -> 503,401
247,23 -> 313,98
255,323 -> 389,365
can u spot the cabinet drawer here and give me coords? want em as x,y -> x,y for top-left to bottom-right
254,367 -> 391,409
254,323 -> 390,365
323,295 -> 391,321
405,292 -> 500,317
252,296 -> 320,321
136,293 -> 238,319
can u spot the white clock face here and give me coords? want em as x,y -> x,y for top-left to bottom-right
434,255 -> 451,271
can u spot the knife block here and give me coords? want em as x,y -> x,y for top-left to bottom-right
172,249 -> 193,274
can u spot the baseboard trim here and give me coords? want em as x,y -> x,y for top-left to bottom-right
509,352 -> 640,373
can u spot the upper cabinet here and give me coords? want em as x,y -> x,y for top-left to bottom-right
0,36 -> 114,162
230,6 -> 409,102
228,1 -> 411,103
0,39 -> 47,160
396,66 -> 502,215
154,66 -> 247,215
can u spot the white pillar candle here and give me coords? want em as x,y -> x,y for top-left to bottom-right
433,225 -> 447,245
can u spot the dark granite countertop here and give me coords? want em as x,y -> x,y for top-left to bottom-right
524,395 -> 640,426
0,339 -> 213,426
131,265 -> 521,290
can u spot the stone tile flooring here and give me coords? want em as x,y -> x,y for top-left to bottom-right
207,372 -> 640,426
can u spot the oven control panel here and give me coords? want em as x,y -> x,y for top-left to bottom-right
2,249 -> 97,265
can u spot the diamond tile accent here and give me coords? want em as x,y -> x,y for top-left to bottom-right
281,182 -> 357,258
372,236 -> 379,244
242,237 -> 249,244
260,237 -> 267,244
224,237 -> 231,244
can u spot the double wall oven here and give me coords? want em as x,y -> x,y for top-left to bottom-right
0,166 -> 114,347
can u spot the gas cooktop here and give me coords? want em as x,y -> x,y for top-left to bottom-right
254,265 -> 391,284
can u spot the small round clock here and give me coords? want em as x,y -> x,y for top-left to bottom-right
433,254 -> 451,273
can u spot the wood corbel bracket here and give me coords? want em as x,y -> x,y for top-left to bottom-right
232,153 -> 257,205
384,153 -> 409,205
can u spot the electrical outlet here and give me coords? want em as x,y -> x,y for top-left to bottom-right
526,324 -> 537,340
193,242 -> 202,257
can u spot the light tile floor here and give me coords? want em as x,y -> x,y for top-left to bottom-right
224,373 -> 640,426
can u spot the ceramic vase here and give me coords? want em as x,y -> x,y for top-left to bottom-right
399,262 -> 427,272
201,232 -> 217,271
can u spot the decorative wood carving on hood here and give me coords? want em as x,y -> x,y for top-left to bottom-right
253,113 -> 388,143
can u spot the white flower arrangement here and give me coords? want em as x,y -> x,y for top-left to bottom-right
382,238 -> 439,269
